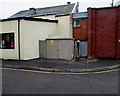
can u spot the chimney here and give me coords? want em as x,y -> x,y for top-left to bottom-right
29,8 -> 36,14
29,8 -> 36,11
67,2 -> 71,5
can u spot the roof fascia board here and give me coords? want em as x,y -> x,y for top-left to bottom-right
0,17 -> 58,23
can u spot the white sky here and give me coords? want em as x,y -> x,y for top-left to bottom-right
0,0 -> 119,19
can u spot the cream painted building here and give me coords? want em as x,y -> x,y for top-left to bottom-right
0,2 -> 79,60
0,18 -> 58,60
36,15 -> 73,38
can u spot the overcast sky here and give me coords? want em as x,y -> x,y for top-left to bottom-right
0,0 -> 119,19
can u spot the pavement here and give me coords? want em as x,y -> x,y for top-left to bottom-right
1,58 -> 120,73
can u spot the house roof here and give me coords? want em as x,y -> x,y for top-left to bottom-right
0,17 -> 58,23
9,3 -> 75,19
72,12 -> 88,19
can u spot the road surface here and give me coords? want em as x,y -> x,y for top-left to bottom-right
2,68 -> 119,94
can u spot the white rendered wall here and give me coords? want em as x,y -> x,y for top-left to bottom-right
20,20 -> 57,60
36,15 -> 73,38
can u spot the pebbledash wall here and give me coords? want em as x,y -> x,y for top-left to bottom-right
0,18 -> 58,60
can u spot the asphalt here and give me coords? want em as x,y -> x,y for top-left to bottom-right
2,69 -> 119,94
1,58 -> 120,73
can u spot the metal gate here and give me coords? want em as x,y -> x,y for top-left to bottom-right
74,40 -> 88,58
80,41 -> 88,57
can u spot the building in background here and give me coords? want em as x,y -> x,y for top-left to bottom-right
72,12 -> 88,58
72,6 -> 120,59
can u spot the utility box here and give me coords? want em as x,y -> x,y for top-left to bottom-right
46,38 -> 74,60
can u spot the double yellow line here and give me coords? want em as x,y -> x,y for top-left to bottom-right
0,67 -> 119,75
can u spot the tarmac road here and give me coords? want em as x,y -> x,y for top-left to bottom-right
2,68 -> 120,95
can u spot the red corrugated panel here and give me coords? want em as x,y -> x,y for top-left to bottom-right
73,20 -> 88,40
88,7 -> 120,58
88,8 -> 92,57
117,7 -> 120,58
95,8 -> 117,58
73,27 -> 81,40
80,20 -> 88,40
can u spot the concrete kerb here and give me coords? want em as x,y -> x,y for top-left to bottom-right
2,64 -> 120,73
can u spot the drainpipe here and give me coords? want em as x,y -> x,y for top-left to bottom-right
18,20 -> 21,60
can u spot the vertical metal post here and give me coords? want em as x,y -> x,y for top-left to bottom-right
18,20 -> 21,60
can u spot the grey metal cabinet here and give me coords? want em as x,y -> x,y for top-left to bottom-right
46,39 -> 74,60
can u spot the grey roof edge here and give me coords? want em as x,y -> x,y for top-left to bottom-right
72,12 -> 88,19
0,17 -> 58,23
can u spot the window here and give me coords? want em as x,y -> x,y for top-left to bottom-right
73,19 -> 81,27
0,33 -> 15,49
73,18 -> 88,28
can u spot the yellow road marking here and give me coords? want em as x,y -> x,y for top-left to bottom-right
92,68 -> 119,74
0,67 -> 120,75
80,59 -> 98,64
0,67 -> 52,74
